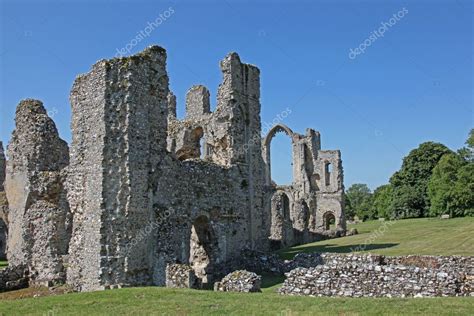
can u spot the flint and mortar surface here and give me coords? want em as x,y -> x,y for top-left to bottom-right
3,45 -> 347,292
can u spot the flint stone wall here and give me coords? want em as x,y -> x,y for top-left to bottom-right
165,264 -> 197,289
225,250 -> 330,275
4,45 -> 347,293
0,141 -> 5,192
279,253 -> 474,297
214,270 -> 261,292
5,99 -> 71,284
0,142 -> 7,259
66,46 -> 269,291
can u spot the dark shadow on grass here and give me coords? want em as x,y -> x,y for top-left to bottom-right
260,273 -> 285,289
279,243 -> 399,260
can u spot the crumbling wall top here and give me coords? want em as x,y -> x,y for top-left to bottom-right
185,85 -> 211,119
7,99 -> 69,172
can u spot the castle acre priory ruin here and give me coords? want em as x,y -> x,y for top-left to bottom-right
0,46 -> 346,291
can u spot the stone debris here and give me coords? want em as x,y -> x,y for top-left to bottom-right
165,264 -> 197,289
214,270 -> 261,292
0,264 -> 28,292
346,228 -> 358,236
278,253 -> 474,297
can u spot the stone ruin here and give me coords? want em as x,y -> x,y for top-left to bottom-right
1,45 -> 346,292
0,142 -> 7,259
278,253 -> 474,297
5,99 -> 70,285
214,270 -> 262,293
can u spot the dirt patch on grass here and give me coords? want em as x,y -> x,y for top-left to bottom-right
0,285 -> 74,300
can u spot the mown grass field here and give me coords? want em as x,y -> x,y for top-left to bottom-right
1,287 -> 473,316
0,217 -> 473,315
280,217 -> 474,259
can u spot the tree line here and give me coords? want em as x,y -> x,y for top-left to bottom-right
345,129 -> 474,220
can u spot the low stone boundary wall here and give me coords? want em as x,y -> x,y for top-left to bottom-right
278,254 -> 474,297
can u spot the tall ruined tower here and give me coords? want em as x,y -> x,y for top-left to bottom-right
5,99 -> 70,283
67,47 -> 170,291
216,53 -> 267,249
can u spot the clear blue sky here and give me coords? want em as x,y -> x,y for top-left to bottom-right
0,0 -> 472,190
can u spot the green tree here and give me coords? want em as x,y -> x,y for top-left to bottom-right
343,193 -> 353,218
428,153 -> 465,217
457,129 -> 474,162
451,163 -> 474,216
345,184 -> 373,220
370,184 -> 393,219
389,142 -> 452,218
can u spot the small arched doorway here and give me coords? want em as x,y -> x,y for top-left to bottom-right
189,215 -> 217,288
323,212 -> 336,230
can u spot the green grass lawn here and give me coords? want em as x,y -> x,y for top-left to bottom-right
280,217 -> 474,259
1,287 -> 473,316
0,217 -> 473,315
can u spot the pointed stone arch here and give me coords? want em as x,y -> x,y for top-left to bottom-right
262,124 -> 295,186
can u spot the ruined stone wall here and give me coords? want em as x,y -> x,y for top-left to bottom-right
3,45 -> 345,292
264,124 -> 346,248
150,159 -> 259,286
279,254 -> 474,297
66,46 -> 268,291
67,47 -> 169,291
157,52 -> 268,286
0,142 -> 7,259
5,99 -> 70,284
0,142 -> 5,192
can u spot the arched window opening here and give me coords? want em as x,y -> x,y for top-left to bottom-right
199,136 -> 206,159
323,212 -> 336,230
325,162 -> 332,186
270,132 -> 293,185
